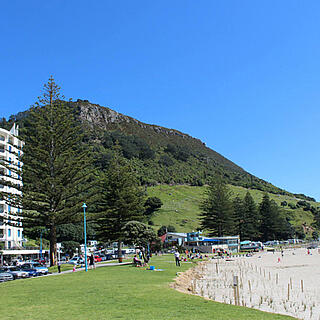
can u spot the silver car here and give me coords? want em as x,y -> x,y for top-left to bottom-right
5,267 -> 29,279
0,269 -> 14,282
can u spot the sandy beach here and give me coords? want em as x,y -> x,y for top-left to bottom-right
174,248 -> 320,320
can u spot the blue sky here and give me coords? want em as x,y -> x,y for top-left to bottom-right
1,1 -> 320,200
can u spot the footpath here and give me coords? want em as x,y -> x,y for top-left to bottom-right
48,261 -> 133,276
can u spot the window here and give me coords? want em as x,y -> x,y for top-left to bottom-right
18,230 -> 21,237
8,229 -> 11,237
8,146 -> 12,153
8,170 -> 11,176
7,241 -> 11,248
8,205 -> 11,213
8,157 -> 11,163
0,135 -> 5,141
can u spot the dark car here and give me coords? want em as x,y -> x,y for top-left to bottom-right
22,263 -> 48,275
99,254 -> 107,261
20,265 -> 42,277
104,253 -> 116,260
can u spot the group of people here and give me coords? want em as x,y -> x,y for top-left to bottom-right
174,250 -> 208,266
133,250 -> 152,267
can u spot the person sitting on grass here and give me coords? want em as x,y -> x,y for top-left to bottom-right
133,255 -> 143,267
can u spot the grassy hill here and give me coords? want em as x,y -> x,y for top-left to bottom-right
147,185 -> 318,236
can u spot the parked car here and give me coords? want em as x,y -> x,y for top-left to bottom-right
12,259 -> 25,267
22,263 -> 48,275
99,254 -> 107,261
60,256 -> 68,263
100,254 -> 115,261
20,265 -> 42,277
33,258 -> 47,265
0,269 -> 14,282
68,257 -> 84,265
4,267 -> 29,280
94,255 -> 102,263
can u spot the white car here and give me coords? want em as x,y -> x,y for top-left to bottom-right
68,257 -> 84,265
12,259 -> 25,267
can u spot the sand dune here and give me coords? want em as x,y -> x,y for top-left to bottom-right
176,248 -> 320,320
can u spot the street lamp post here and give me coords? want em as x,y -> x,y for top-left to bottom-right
40,230 -> 43,259
82,203 -> 88,272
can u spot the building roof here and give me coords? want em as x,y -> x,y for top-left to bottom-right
167,232 -> 188,238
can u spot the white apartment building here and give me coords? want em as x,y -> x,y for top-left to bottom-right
0,123 -> 23,249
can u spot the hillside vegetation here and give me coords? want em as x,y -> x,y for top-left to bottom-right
147,185 -> 318,237
1,99 -> 317,238
1,100 -> 315,202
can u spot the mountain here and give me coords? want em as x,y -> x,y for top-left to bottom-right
1,99 -> 315,201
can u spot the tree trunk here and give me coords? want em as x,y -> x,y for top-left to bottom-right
140,246 -> 148,264
50,225 -> 57,266
117,241 -> 122,263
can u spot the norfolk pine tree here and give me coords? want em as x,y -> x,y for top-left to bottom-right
95,148 -> 145,262
200,175 -> 235,237
242,191 -> 260,240
233,196 -> 245,240
20,77 -> 93,266
259,193 -> 280,241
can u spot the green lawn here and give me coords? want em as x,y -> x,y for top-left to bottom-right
0,255 -> 295,320
147,184 -> 317,233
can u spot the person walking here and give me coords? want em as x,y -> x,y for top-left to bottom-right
89,254 -> 95,270
175,250 -> 180,267
57,261 -> 61,273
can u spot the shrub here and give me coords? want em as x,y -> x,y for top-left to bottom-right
159,154 -> 174,167
288,203 -> 297,209
144,197 -> 163,216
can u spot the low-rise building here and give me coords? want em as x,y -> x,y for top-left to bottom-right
163,231 -> 240,252
185,232 -> 240,253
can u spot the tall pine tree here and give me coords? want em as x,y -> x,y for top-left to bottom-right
200,175 -> 235,237
95,148 -> 145,262
242,191 -> 260,240
233,196 -> 245,239
259,194 -> 280,241
20,77 -> 93,266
